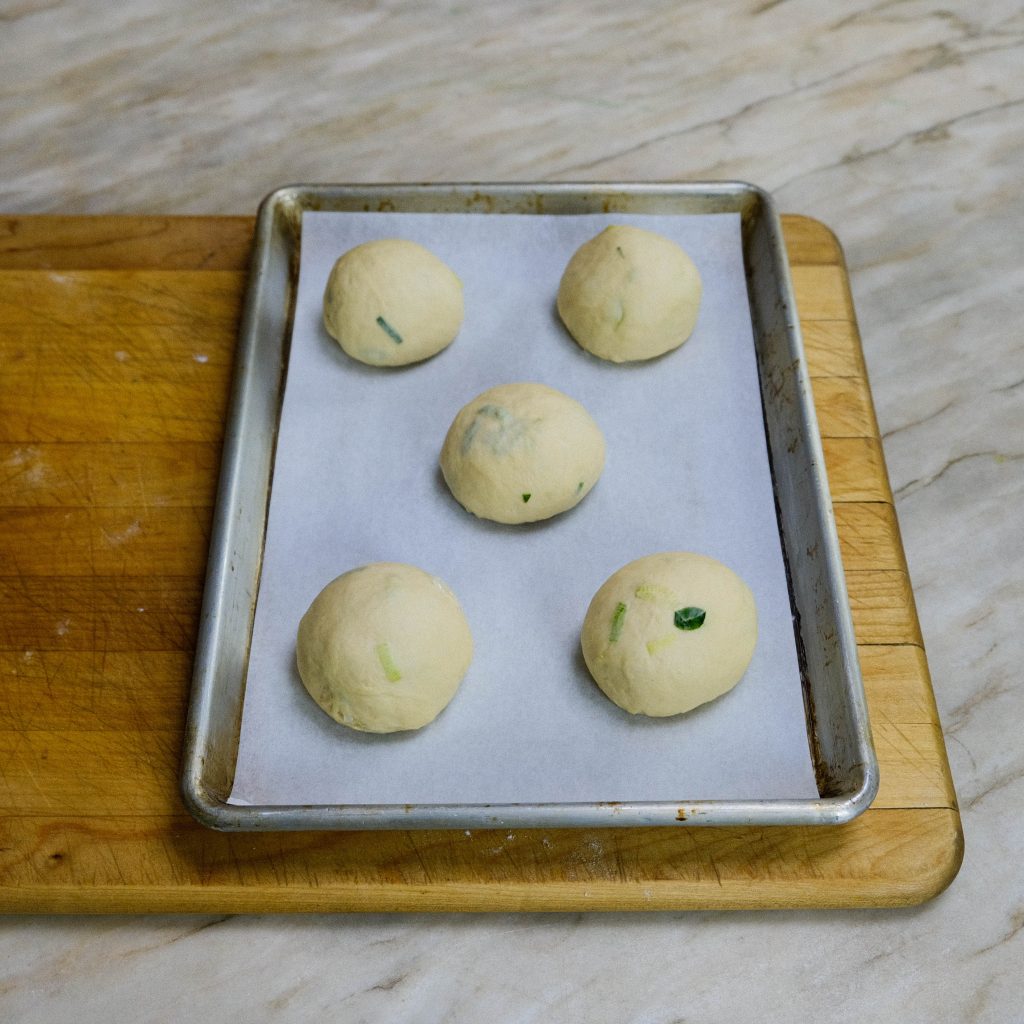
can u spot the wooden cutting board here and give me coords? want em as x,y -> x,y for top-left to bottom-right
0,215 -> 961,912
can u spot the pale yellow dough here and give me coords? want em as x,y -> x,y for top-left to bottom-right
296,563 -> 473,733
557,224 -> 702,363
581,552 -> 757,717
322,239 -> 464,366
440,382 -> 605,524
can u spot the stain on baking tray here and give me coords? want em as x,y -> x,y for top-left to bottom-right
753,344 -> 830,797
466,191 -> 495,212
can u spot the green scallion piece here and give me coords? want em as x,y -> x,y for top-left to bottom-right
375,315 -> 403,344
646,634 -> 676,656
522,493 -> 531,503
674,607 -> 706,631
609,602 -> 628,642
375,642 -> 402,682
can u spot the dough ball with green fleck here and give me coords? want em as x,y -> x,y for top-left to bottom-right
296,563 -> 473,733
322,239 -> 463,366
557,225 -> 702,363
581,552 -> 757,717
440,382 -> 605,524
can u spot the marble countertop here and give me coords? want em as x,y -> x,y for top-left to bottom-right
2,0 -> 1022,1020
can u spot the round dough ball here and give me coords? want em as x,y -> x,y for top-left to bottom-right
581,552 -> 757,717
322,239 -> 464,366
557,225 -> 702,363
440,382 -> 605,524
296,563 -> 473,733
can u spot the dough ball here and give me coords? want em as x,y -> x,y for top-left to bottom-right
322,239 -> 463,366
440,382 -> 605,524
557,224 -> 702,363
296,563 -> 473,733
581,552 -> 757,717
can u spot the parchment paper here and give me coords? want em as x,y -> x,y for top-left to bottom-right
228,210 -> 819,805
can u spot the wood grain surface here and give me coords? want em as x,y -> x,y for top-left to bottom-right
0,215 -> 962,912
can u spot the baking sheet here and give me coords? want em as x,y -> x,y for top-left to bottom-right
228,210 -> 819,806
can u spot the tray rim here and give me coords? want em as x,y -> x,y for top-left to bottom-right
180,181 -> 879,831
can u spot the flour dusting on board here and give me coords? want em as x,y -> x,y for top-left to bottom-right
103,519 -> 141,546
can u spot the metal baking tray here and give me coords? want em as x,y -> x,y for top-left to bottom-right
181,182 -> 878,831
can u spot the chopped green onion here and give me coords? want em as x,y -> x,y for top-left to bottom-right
461,404 -> 517,455
577,481 -> 585,493
615,246 -> 625,258
375,315 -> 403,344
674,607 -> 706,631
522,493 -> 531,503
635,583 -> 673,602
646,634 -> 676,655
609,602 -> 627,642
375,642 -> 402,682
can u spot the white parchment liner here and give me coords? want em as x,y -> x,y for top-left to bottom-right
228,211 -> 818,805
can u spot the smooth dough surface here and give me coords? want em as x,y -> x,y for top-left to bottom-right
322,239 -> 464,366
440,382 -> 605,524
557,224 -> 702,363
296,563 -> 473,733
581,552 -> 757,717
